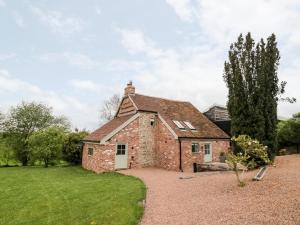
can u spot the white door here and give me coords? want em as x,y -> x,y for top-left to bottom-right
115,144 -> 128,169
204,143 -> 212,162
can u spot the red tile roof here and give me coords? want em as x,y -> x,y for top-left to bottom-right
130,94 -> 229,139
84,93 -> 229,142
83,115 -> 134,142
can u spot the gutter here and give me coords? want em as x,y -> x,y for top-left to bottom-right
179,138 -> 183,172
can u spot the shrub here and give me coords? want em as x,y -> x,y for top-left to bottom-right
232,135 -> 270,169
219,151 -> 226,163
226,152 -> 249,187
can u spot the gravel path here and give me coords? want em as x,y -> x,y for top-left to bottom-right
121,155 -> 300,225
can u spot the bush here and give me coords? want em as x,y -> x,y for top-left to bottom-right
232,135 -> 270,169
62,130 -> 89,164
28,127 -> 66,167
219,151 -> 226,163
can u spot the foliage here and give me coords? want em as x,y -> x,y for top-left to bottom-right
2,102 -> 70,165
219,151 -> 226,163
28,127 -> 66,167
223,33 -> 295,157
100,94 -> 121,122
277,112 -> 300,153
226,152 -> 249,187
232,135 -> 270,169
0,167 -> 146,225
0,136 -> 15,166
62,130 -> 89,164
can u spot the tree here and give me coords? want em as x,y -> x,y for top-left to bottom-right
28,127 -> 65,167
100,94 -> 121,122
62,130 -> 89,164
0,135 -> 15,166
227,135 -> 270,186
2,102 -> 70,165
277,113 -> 300,153
223,33 -> 294,157
226,152 -> 249,187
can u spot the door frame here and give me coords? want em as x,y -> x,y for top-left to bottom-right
114,143 -> 128,169
203,142 -> 212,163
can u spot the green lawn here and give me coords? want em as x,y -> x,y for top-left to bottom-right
0,167 -> 146,225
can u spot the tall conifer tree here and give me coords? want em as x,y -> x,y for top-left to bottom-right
224,33 -> 285,156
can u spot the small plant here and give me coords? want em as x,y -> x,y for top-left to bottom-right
219,151 -> 226,163
226,152 -> 249,187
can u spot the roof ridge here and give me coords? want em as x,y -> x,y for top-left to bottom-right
133,93 -> 190,104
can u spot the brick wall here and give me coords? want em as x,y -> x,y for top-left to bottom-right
82,117 -> 140,172
181,139 -> 230,172
155,117 -> 180,171
82,113 -> 230,173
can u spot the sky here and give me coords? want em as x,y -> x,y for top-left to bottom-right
0,0 -> 299,131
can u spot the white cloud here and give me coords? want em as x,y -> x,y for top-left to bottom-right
12,11 -> 25,28
165,0 -> 195,22
69,80 -> 101,92
0,53 -> 16,61
40,51 -> 145,72
95,7 -> 101,15
31,6 -> 83,35
40,52 -> 98,69
116,28 -> 166,58
0,70 -> 100,130
0,0 -> 5,7
118,26 -> 300,117
0,70 -> 41,94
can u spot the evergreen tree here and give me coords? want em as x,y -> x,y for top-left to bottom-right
223,33 -> 291,156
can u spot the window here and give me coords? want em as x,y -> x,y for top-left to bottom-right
116,144 -> 126,155
204,144 -> 211,155
192,143 -> 199,153
173,120 -> 185,129
88,148 -> 94,156
150,119 -> 155,126
183,121 -> 196,130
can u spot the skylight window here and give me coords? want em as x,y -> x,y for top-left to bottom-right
173,120 -> 185,129
183,121 -> 196,130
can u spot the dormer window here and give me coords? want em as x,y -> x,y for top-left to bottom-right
183,121 -> 196,130
173,120 -> 185,129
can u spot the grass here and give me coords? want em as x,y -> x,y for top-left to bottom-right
0,166 -> 146,225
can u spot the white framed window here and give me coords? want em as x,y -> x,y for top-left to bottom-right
116,144 -> 126,155
183,121 -> 196,130
173,120 -> 185,129
192,143 -> 199,153
204,144 -> 211,155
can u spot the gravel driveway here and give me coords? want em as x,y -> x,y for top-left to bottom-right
121,155 -> 300,225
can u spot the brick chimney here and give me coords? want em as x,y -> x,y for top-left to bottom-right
124,81 -> 135,96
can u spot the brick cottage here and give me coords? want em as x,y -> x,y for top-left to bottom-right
82,82 -> 230,173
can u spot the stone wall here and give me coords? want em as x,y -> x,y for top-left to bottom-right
138,112 -> 157,166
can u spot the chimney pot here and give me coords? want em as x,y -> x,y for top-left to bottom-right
124,81 -> 135,96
